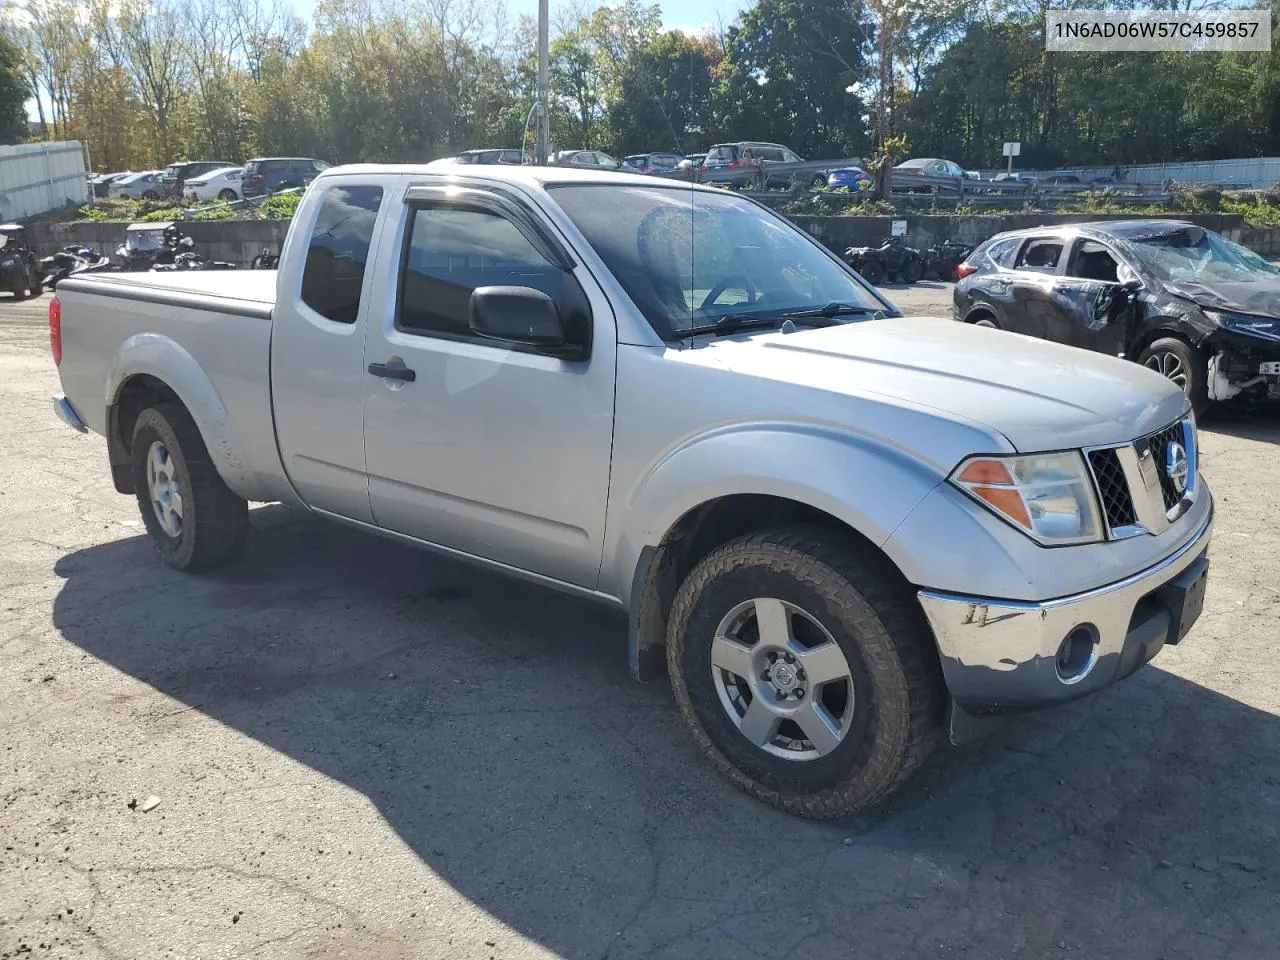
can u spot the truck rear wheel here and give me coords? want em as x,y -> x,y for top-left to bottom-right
666,526 -> 944,819
129,403 -> 248,571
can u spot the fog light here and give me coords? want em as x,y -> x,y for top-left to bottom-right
1056,625 -> 1098,684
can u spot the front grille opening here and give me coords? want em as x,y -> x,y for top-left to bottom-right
1088,448 -> 1137,528
1147,423 -> 1186,510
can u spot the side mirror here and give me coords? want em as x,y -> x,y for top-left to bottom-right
469,286 -> 585,360
1121,277 -> 1142,293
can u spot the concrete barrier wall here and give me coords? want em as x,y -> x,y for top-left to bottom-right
32,210 -> 1280,268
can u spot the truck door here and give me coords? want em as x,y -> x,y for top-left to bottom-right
360,183 -> 617,589
271,179 -> 394,523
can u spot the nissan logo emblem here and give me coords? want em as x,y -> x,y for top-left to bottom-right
1165,441 -> 1189,495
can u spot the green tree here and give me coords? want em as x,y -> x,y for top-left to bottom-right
0,33 -> 30,143
607,30 -> 718,154
715,0 -> 873,159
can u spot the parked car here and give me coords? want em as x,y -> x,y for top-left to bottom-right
160,160 -> 234,198
50,166 -> 1212,820
184,166 -> 244,202
0,224 -> 42,298
676,153 -> 706,171
1043,174 -> 1082,185
241,157 -> 330,198
454,148 -> 526,166
702,141 -> 860,190
953,219 -> 1280,412
826,166 -> 872,190
622,152 -> 683,175
91,172 -> 131,199
108,171 -> 163,200
895,158 -> 968,179
549,150 -> 622,170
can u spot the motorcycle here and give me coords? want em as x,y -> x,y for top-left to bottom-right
39,245 -> 113,290
250,248 -> 279,269
843,237 -> 924,285
922,239 -> 974,282
151,250 -> 236,271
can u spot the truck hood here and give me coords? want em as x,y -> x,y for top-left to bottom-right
704,316 -> 1189,451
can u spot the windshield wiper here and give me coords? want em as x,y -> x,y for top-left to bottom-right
682,312 -> 842,338
781,301 -> 884,320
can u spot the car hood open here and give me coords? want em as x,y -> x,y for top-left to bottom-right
703,316 -> 1190,451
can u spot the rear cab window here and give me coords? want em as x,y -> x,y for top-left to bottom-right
707,145 -> 737,163
300,184 -> 385,324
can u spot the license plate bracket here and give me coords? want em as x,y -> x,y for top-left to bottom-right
1158,556 -> 1209,645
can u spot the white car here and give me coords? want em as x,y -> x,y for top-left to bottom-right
108,171 -> 163,200
184,167 -> 244,202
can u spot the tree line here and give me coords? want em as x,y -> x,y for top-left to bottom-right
1,0 -> 1278,173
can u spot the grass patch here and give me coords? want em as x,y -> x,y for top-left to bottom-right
258,193 -> 301,219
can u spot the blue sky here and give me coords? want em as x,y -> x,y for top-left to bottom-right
289,0 -> 750,34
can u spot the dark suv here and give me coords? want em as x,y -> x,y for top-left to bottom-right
241,157 -> 330,198
160,160 -> 234,198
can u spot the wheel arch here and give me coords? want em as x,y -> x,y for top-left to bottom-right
105,334 -> 247,496
627,493 -> 927,683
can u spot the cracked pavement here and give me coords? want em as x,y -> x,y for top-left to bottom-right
2,290 -> 1279,959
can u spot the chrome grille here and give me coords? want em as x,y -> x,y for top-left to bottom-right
1085,417 -> 1196,539
1146,421 -> 1187,510
1087,448 -> 1137,528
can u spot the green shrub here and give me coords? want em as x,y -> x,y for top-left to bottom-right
258,193 -> 301,219
139,206 -> 185,223
191,206 -> 233,221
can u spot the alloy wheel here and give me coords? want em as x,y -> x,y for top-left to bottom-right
710,597 -> 855,761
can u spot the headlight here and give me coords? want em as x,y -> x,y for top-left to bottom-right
950,452 -> 1103,546
1205,309 -> 1280,342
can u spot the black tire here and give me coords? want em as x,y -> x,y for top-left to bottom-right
922,264 -> 940,282
143,190 -> 159,200
11,279 -> 25,299
902,258 -> 924,284
858,261 -> 885,285
217,188 -> 237,201
130,403 -> 248,571
968,312 -> 1000,329
810,174 -> 827,189
1136,337 -> 1209,416
666,525 -> 945,819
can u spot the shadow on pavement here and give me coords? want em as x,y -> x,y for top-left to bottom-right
1202,402 -> 1280,445
51,506 -> 1280,958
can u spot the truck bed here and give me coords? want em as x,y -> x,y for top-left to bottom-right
55,268 -> 293,506
65,269 -> 276,318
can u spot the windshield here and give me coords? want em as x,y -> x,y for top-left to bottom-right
1119,226 -> 1280,284
549,183 -> 889,341
126,230 -> 166,251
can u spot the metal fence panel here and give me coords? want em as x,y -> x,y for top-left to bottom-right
0,141 -> 89,221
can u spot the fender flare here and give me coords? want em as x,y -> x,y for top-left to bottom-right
105,332 -> 249,493
609,423 -> 965,680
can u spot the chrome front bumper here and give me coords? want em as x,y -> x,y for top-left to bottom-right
918,501 -> 1213,716
53,394 -> 87,433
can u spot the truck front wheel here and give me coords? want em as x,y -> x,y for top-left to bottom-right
130,403 -> 248,571
666,526 -> 944,819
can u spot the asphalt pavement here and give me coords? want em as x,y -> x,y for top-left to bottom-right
3,288 -> 1280,960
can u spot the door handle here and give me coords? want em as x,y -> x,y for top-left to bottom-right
368,361 -> 416,382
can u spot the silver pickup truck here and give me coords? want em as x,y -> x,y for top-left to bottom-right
50,166 -> 1213,819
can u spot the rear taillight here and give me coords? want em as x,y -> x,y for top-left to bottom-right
49,295 -> 62,365
728,160 -> 744,169
955,261 -> 979,279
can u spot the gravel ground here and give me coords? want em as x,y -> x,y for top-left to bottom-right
3,290 -> 1280,960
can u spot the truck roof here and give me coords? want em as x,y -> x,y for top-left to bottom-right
314,163 -> 724,195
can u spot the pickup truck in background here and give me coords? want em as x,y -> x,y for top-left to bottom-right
50,166 -> 1213,819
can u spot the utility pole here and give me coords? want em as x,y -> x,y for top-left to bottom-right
535,0 -> 550,165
